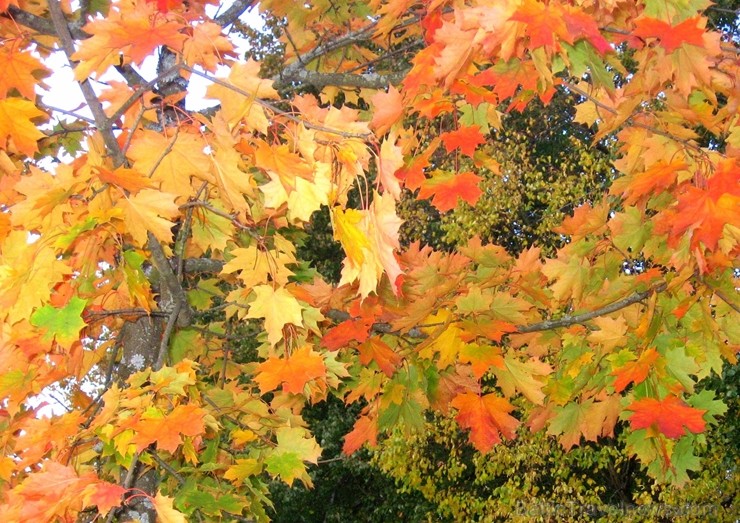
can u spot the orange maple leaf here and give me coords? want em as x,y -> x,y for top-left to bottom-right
357,338 -> 402,377
369,85 -> 403,135
510,0 -> 570,49
254,346 -> 326,394
342,414 -> 377,454
0,46 -> 47,99
72,8 -> 186,79
633,16 -> 705,53
418,171 -> 482,212
131,404 -> 206,453
451,391 -> 519,452
627,396 -> 706,439
658,159 -> 740,251
321,318 -> 373,350
440,125 -> 486,157
612,348 -> 659,393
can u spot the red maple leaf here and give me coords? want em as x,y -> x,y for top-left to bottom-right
627,396 -> 706,439
418,171 -> 483,212
440,125 -> 486,157
321,318 -> 373,350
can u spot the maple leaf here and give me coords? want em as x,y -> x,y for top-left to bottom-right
321,318 -> 373,350
245,285 -> 304,346
343,414 -> 378,454
451,392 -> 519,452
29,296 -> 87,349
335,191 -> 403,298
510,0 -> 570,49
131,404 -> 206,453
418,171 -> 483,212
0,98 -> 46,156
182,21 -> 235,72
370,85 -> 404,135
152,493 -> 187,523
376,134 -> 404,199
94,166 -> 155,194
627,396 -> 706,439
587,316 -> 629,351
612,348 -> 660,392
547,397 -> 622,449
72,8 -> 187,79
82,482 -> 127,517
357,337 -> 402,377
658,159 -> 740,252
116,189 -> 180,246
224,458 -> 262,486
254,345 -> 326,394
491,355 -> 551,405
459,343 -> 504,379
633,16 -> 705,53
265,426 -> 322,486
440,125 -> 486,157
0,47 -> 47,99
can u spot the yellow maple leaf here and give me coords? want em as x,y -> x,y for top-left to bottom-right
287,163 -> 332,222
245,285 -> 304,345
205,60 -> 279,132
116,189 -> 180,246
182,21 -> 235,72
127,129 -> 211,198
587,315 -> 629,351
0,98 -> 46,156
152,493 -> 186,523
334,191 -> 403,298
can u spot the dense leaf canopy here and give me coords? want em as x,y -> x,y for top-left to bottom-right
0,0 -> 738,521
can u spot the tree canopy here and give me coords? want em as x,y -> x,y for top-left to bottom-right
0,0 -> 738,521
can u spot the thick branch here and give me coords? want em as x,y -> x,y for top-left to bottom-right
279,20 -> 378,78
6,5 -> 88,38
214,0 -> 257,27
274,69 -> 407,90
147,232 -> 193,328
516,283 -> 667,333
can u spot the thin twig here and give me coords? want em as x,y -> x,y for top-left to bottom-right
180,65 -> 372,139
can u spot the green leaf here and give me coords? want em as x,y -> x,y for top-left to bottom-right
30,296 -> 87,348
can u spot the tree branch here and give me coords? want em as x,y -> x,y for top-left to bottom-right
6,5 -> 88,38
47,0 -> 125,166
214,0 -> 257,27
274,69 -> 407,90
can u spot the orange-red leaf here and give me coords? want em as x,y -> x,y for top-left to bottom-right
357,337 -> 402,377
612,348 -> 659,393
627,396 -> 706,439
440,125 -> 486,157
633,16 -> 705,53
321,318 -> 373,350
418,171 -> 482,212
451,392 -> 519,452
343,414 -> 377,454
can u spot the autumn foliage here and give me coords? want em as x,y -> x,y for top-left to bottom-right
0,0 -> 738,521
